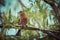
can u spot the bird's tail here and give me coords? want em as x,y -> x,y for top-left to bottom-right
16,29 -> 21,36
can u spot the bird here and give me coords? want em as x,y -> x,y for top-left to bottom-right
19,11 -> 28,27
16,11 -> 28,36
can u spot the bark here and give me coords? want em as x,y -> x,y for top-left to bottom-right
16,25 -> 59,36
44,30 -> 60,40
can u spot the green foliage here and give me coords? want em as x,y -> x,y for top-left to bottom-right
1,0 -> 59,40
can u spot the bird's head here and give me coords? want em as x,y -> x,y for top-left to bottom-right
19,11 -> 24,14
19,11 -> 25,16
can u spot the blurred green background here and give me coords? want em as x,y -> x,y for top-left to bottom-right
0,0 -> 60,40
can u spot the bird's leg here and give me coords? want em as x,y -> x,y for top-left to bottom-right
23,25 -> 28,28
25,25 -> 28,27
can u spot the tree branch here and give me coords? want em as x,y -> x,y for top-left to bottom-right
18,0 -> 27,8
44,0 -> 60,23
44,0 -> 60,40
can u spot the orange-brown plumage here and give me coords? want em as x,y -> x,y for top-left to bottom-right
19,11 -> 28,26
16,11 -> 28,35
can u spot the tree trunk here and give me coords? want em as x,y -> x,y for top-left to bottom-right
1,24 -> 5,40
